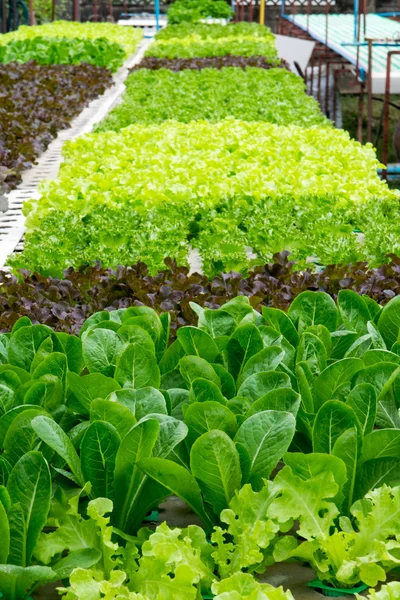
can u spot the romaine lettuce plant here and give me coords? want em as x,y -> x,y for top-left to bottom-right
1,292 -> 400,517
0,451 -> 99,600
0,293 -> 399,596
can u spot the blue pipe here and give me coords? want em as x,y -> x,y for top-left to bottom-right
281,0 -> 285,18
155,0 -> 160,30
354,0 -> 359,42
376,11 -> 400,16
342,41 -> 400,46
378,166 -> 400,173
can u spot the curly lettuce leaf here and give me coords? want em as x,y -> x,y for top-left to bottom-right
211,572 -> 295,600
268,465 -> 339,539
211,482 -> 280,578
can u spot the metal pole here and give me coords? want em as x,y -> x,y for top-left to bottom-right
155,0 -> 160,31
310,49 -> 315,95
2,0 -> 6,32
325,1 -> 328,47
30,0 -> 34,23
367,39 -> 373,142
363,0 -> 366,37
318,54 -> 322,105
109,0 -> 113,20
249,0 -> 253,23
12,0 -> 17,29
382,52 -> 399,175
94,0 -> 98,21
333,68 -> 338,126
357,83 -> 365,144
72,0 -> 79,21
260,0 -> 265,24
280,0 -> 284,18
325,60 -> 330,115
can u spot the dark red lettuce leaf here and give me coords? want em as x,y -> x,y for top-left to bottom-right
0,61 -> 113,194
131,55 -> 290,72
1,253 -> 400,337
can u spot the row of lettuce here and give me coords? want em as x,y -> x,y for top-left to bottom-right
0,21 -> 143,70
1,291 -> 400,598
0,22 -> 143,195
2,17 -> 400,600
7,21 -> 400,277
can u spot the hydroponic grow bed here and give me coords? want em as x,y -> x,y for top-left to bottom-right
0,17 -> 400,600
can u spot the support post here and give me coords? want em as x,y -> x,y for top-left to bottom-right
12,0 -> 17,29
260,0 -> 265,25
30,0 -> 35,23
2,0 -> 6,32
72,0 -> 80,21
325,1 -> 328,47
357,83 -> 365,144
367,38 -> 373,142
382,52 -> 400,176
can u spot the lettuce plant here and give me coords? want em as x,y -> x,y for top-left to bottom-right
148,21 -> 278,60
167,0 -> 233,24
10,119 -> 398,276
1,292 -> 400,517
0,37 -> 125,71
0,294 -> 399,594
212,456 -> 400,589
3,254 -> 400,338
359,583 -> 400,600
146,35 -> 279,60
0,61 -> 113,195
155,23 -> 277,41
0,21 -> 143,57
211,573 -> 295,600
0,451 -> 99,600
271,475 -> 400,589
96,67 -> 329,131
54,498 -> 292,600
131,55 -> 290,71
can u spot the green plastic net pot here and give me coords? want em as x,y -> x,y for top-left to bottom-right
307,579 -> 369,597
